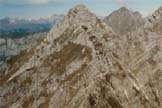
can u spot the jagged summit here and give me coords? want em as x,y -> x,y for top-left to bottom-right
147,6 -> 162,23
146,6 -> 162,35
66,4 -> 91,18
118,6 -> 129,12
48,3 -> 110,44
65,3 -> 97,23
71,4 -> 88,11
104,7 -> 145,35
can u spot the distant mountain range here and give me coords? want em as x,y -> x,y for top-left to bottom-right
0,14 -> 64,38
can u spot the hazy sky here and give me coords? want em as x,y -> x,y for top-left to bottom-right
0,0 -> 162,19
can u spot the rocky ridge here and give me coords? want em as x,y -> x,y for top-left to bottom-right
0,4 -> 162,108
146,6 -> 162,35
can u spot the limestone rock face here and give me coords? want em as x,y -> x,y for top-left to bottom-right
0,32 -> 46,70
0,4 -> 162,108
146,6 -> 162,35
104,7 -> 145,35
0,38 -> 5,46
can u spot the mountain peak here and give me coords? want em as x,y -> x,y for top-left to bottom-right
49,4 -> 98,37
66,4 -> 92,19
151,6 -> 162,19
146,6 -> 162,35
104,7 -> 144,35
72,4 -> 87,10
67,4 -> 88,15
118,6 -> 129,12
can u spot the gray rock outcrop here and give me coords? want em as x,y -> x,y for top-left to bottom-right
104,7 -> 145,35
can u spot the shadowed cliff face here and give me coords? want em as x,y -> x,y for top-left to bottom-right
104,7 -> 145,35
1,4 -> 162,108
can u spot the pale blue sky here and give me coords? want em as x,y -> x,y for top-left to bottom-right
0,0 -> 162,19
